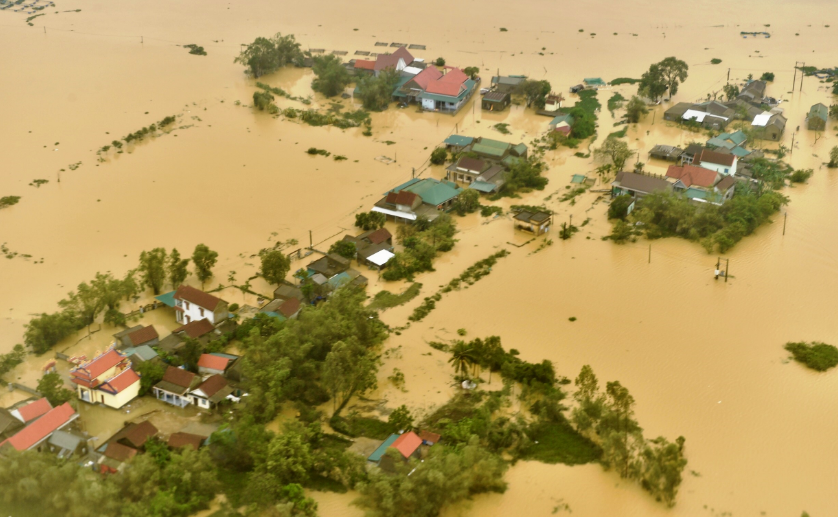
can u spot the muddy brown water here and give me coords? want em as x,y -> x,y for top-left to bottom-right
2,0 -> 838,515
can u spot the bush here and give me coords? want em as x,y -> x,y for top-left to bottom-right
0,196 -> 22,209
710,58 -> 722,64
608,195 -> 634,220
790,169 -> 813,183
328,240 -> 356,259
760,72 -> 775,82
785,342 -> 838,371
228,303 -> 240,312
435,57 -> 445,66
355,211 -> 386,231
430,147 -> 448,165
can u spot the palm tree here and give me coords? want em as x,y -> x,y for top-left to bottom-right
448,341 -> 477,380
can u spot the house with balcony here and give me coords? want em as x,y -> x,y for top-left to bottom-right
70,348 -> 141,409
173,285 -> 228,326
153,366 -> 200,408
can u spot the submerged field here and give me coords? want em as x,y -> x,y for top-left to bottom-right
1,0 -> 838,516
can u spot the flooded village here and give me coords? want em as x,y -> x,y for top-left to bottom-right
1,0 -> 838,516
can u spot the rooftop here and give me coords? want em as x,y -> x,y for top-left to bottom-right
697,149 -> 736,167
17,398 -> 52,423
613,171 -> 672,194
168,432 -> 206,450
161,366 -> 197,389
173,318 -> 215,339
666,164 -> 719,188
71,349 -> 126,383
391,431 -> 422,458
443,135 -> 474,147
125,325 -> 159,346
3,403 -> 76,451
198,354 -> 230,372
195,374 -> 228,398
174,285 -> 224,311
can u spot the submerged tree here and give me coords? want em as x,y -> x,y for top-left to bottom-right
595,137 -> 634,171
235,33 -> 304,77
311,54 -> 352,97
138,248 -> 168,295
625,96 -> 649,123
36,373 -> 74,406
321,340 -> 379,415
261,249 -> 292,285
192,244 -> 218,289
355,68 -> 401,111
168,248 -> 190,288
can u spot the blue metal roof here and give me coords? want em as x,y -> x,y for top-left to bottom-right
469,181 -> 497,193
368,434 -> 400,463
444,135 -> 474,147
155,291 -> 176,308
730,146 -> 751,157
328,272 -> 352,290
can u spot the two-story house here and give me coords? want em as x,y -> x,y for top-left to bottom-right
173,285 -> 228,326
696,149 -> 737,176
70,349 -> 140,409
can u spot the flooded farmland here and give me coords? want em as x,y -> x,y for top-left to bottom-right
2,0 -> 838,515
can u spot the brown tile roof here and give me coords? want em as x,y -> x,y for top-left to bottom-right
715,175 -> 736,191
364,227 -> 392,245
198,354 -> 229,372
354,59 -> 375,70
666,164 -> 719,188
419,430 -> 441,444
173,318 -> 215,339
697,149 -> 736,167
103,441 -> 138,462
196,374 -> 228,398
613,171 -> 672,194
393,190 -> 418,206
119,421 -> 158,448
278,298 -> 301,318
167,432 -> 205,450
457,157 -> 486,173
375,46 -> 413,72
409,67 -> 443,89
174,285 -> 224,311
127,325 -> 158,346
162,366 -> 197,389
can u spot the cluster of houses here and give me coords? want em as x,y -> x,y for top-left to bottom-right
0,397 -> 82,457
440,135 -> 528,193
663,80 -> 787,141
350,46 -> 479,114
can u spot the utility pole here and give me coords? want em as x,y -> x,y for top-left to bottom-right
309,230 -> 312,249
648,244 -> 651,264
412,167 -> 415,179
726,68 -> 730,84
715,257 -> 721,279
783,211 -> 787,235
799,62 -> 804,92
141,35 -> 143,45
792,62 -> 798,92
725,259 -> 730,283
790,132 -> 795,155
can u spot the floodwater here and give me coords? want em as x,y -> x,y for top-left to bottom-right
2,0 -> 838,515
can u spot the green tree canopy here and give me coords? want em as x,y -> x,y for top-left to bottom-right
37,372 -> 74,406
139,248 -> 168,295
311,54 -> 353,97
658,57 -> 689,98
24,312 -> 79,354
355,68 -> 401,111
328,240 -> 357,260
355,211 -> 386,231
261,249 -> 292,285
192,244 -> 218,289
168,248 -> 190,288
625,95 -> 649,123
638,63 -> 667,101
595,137 -> 634,171
235,33 -> 304,77
322,339 -> 379,415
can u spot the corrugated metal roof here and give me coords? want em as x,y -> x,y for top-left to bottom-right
472,143 -> 505,157
368,434 -> 400,462
444,135 -> 474,147
469,181 -> 497,193
403,178 -> 462,206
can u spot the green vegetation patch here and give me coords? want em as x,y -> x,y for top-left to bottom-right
607,92 -> 626,114
368,283 -> 422,310
494,123 -> 511,135
785,341 -> 838,371
522,420 -> 601,464
184,44 -> 207,56
610,77 -> 640,86
330,414 -> 394,439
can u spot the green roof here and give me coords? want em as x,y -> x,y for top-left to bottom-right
512,143 -> 528,156
328,272 -> 352,290
809,103 -> 828,121
368,434 -> 400,462
584,77 -> 606,86
472,143 -> 506,158
727,130 -> 747,145
685,187 -> 708,200
444,135 -> 474,147
469,181 -> 497,193
502,155 -> 523,168
392,75 -> 412,98
403,178 -> 462,206
123,345 -> 158,362
707,137 -> 735,150
155,291 -> 176,308
730,146 -> 751,157
478,138 -> 511,150
549,114 -> 574,126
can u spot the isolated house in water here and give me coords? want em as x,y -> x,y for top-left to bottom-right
368,431 -> 423,471
807,103 -> 828,131
491,75 -> 527,94
513,210 -> 553,236
373,178 -> 463,223
70,348 -> 140,409
750,111 -> 786,141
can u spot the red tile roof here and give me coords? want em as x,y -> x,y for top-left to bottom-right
440,68 -> 468,84
390,431 -> 422,458
410,67 -> 443,90
6,403 -> 76,451
17,398 -> 52,423
167,432 -> 205,450
127,325 -> 158,346
71,349 -> 126,384
162,366 -> 197,389
196,374 -> 228,398
104,368 -> 140,394
174,285 -> 224,311
198,354 -> 230,372
354,59 -> 375,70
173,318 -> 215,339
365,228 -> 392,245
666,164 -> 719,188
697,149 -> 736,167
278,298 -> 301,318
103,442 -> 138,462
425,79 -> 464,97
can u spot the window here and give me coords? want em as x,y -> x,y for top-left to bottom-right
185,301 -> 190,310
185,315 -> 191,324
199,308 -> 204,317
724,168 -> 729,173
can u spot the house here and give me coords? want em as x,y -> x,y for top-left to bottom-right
443,134 -> 474,153
482,91 -> 510,111
750,111 -> 786,141
113,325 -> 159,350
97,421 -> 158,473
471,164 -> 507,193
153,366 -> 199,408
418,68 -> 477,114
807,103 -> 828,131
358,243 -> 396,269
70,348 -> 140,409
544,93 -> 564,111
261,296 -> 302,320
373,178 -> 463,223
679,143 -> 705,165
368,431 -> 423,471
0,408 -> 24,441
307,253 -> 351,278
0,403 -> 78,452
190,374 -> 233,409
397,66 -> 443,105
99,442 -> 137,473
513,210 -> 552,236
418,430 -> 441,446
665,101 -> 733,130
353,59 -> 376,75
158,333 -> 185,353
583,77 -> 608,90
611,171 -> 672,198
706,130 -> 747,151
47,429 -> 89,459
696,148 -> 737,176
447,156 -> 488,184
374,46 -> 414,76
9,397 -> 52,424
357,227 -> 393,247
666,164 -> 736,204
173,285 -> 228,326
172,318 -> 217,342
648,145 -> 683,162
491,75 -> 526,94
713,176 -> 737,203
663,102 -> 694,122
168,432 -> 206,450
273,284 -> 304,303
548,113 -> 574,136
737,80 -> 767,104
123,344 -> 159,365
197,353 -> 232,376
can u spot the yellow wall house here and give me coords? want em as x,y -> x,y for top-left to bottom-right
70,348 -> 141,409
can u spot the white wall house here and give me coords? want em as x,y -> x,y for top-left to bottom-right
697,149 -> 738,176
173,285 -> 228,326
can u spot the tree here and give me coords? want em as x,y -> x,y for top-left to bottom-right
833,81 -> 838,96
435,57 -> 445,66
59,280 -> 105,337
24,312 -> 78,354
463,66 -> 480,79
254,90 -> 277,111
760,72 -> 774,82
388,405 -> 413,432
452,188 -> 480,216
638,63 -> 667,101
138,248 -> 168,295
599,381 -> 643,479
37,373 -> 74,406
0,196 -> 21,209
328,240 -> 356,260
657,57 -> 689,98
430,147 -> 448,165
595,138 -> 634,171
355,211 -> 386,231
235,33 -> 303,77
448,340 -> 477,379
639,436 -> 687,507
355,68 -> 401,111
311,54 -> 352,97
168,248 -> 190,288
625,96 -> 649,123
0,345 -> 26,382
568,107 -> 596,139
260,423 -> 314,485
261,249 -> 292,285
502,157 -> 548,194
516,79 -> 551,108
321,340 -> 378,414
192,244 -> 218,289
608,195 -> 634,220
829,146 -> 838,168
135,361 -> 166,396
722,83 -> 740,101
829,105 -> 838,120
